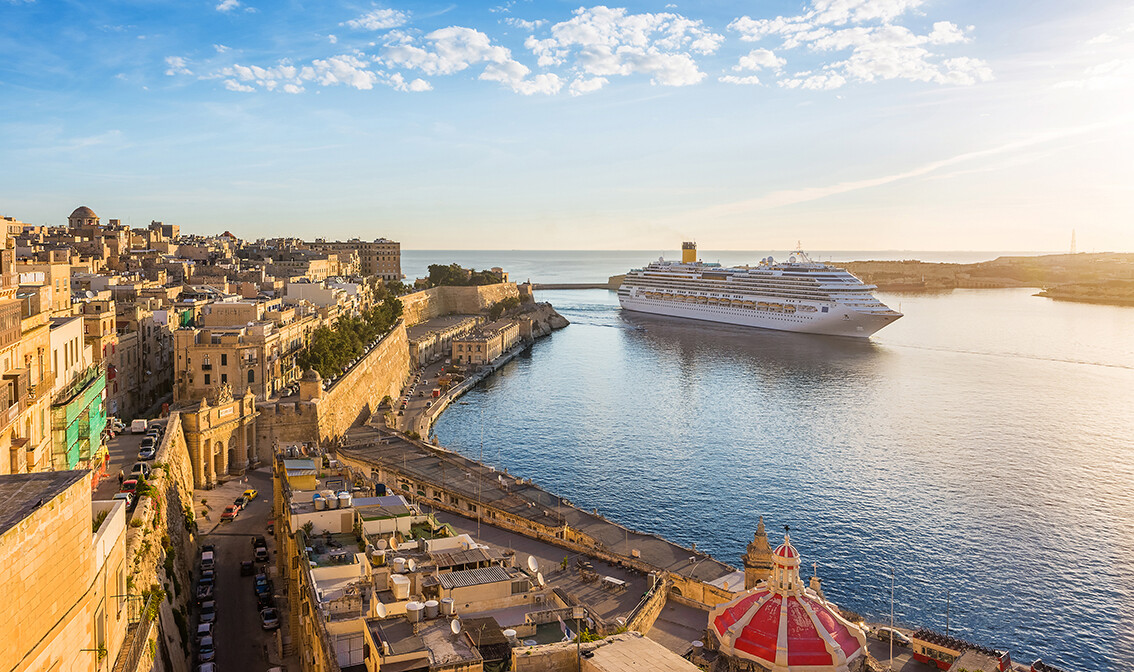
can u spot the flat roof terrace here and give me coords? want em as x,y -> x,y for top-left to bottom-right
0,471 -> 88,536
339,427 -> 735,584
406,314 -> 481,341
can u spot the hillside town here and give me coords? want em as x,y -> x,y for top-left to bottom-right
0,208 -> 1065,672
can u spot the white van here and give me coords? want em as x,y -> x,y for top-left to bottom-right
131,419 -> 148,434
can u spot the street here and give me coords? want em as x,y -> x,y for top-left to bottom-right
395,359 -> 450,434
192,468 -> 285,669
94,427 -> 149,502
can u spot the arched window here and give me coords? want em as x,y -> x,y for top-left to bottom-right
247,369 -> 255,384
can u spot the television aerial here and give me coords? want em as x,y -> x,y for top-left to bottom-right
527,555 -> 539,574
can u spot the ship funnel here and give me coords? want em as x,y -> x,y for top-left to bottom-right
681,241 -> 697,264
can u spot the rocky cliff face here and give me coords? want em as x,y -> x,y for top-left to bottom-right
522,302 -> 570,338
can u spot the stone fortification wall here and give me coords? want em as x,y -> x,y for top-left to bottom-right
315,320 -> 410,441
255,400 -> 320,451
401,283 -> 520,326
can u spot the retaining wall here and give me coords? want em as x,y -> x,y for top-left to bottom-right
401,283 -> 519,326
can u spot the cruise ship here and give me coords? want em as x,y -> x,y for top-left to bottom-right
617,242 -> 902,338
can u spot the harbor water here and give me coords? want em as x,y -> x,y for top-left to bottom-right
432,283 -> 1134,671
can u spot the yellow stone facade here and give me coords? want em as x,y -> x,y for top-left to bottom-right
0,471 -> 128,672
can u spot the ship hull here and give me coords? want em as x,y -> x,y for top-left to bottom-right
617,294 -> 899,338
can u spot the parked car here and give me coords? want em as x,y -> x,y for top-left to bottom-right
197,635 -> 216,662
112,492 -> 135,509
130,462 -> 152,480
139,436 -> 156,450
109,417 -> 127,434
243,488 -> 259,500
195,621 -> 214,643
199,600 -> 217,624
131,419 -> 148,434
138,446 -> 157,460
233,496 -> 249,510
220,505 -> 239,522
259,607 -> 280,630
196,664 -> 216,672
200,550 -> 215,572
254,546 -> 269,563
256,592 -> 275,610
253,573 -> 271,597
251,535 -> 266,548
196,577 -> 214,603
240,560 -> 255,576
874,627 -> 912,647
120,479 -> 139,494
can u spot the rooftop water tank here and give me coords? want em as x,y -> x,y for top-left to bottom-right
338,491 -> 351,509
423,599 -> 439,619
405,601 -> 423,623
393,557 -> 406,574
390,574 -> 410,600
314,496 -> 325,511
440,597 -> 455,616
369,550 -> 386,567
502,629 -> 518,644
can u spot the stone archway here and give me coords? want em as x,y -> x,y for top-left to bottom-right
228,435 -> 238,474
213,441 -> 224,481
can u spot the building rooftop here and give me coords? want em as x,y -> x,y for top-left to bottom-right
0,471 -> 88,536
585,633 -> 702,672
406,314 -> 481,341
284,458 -> 318,475
428,565 -> 514,591
341,427 -> 736,583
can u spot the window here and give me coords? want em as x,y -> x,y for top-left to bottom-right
248,369 -> 255,384
221,353 -> 227,366
204,374 -> 211,385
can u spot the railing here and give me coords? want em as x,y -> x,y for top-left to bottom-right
111,593 -> 157,672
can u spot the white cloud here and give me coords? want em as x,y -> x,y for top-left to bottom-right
927,21 -> 965,45
719,74 -> 761,85
344,8 -> 409,31
734,48 -> 785,71
504,17 -> 545,31
568,76 -> 608,95
386,73 -> 433,92
811,0 -> 925,26
223,79 -> 254,92
164,56 -> 192,76
214,44 -> 231,53
525,6 -> 722,87
216,0 -> 240,13
1055,58 -> 1134,91
728,1 -> 987,89
778,72 -> 846,89
383,26 -> 511,76
1086,33 -> 1117,45
328,34 -> 338,45
304,55 -> 379,89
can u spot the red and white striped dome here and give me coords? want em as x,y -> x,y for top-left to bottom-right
774,542 -> 799,559
708,534 -> 867,672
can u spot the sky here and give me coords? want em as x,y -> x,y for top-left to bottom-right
1,0 -> 1132,251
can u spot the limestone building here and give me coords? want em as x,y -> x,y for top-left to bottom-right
0,470 -> 128,672
309,238 -> 401,280
452,319 -> 521,367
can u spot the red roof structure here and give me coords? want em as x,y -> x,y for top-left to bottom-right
708,534 -> 867,671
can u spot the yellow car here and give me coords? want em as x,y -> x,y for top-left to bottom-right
243,488 -> 259,500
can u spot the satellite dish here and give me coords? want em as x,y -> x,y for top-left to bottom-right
537,572 -> 545,587
376,539 -> 388,550
376,601 -> 387,618
527,556 -> 539,574
450,618 -> 462,635
85,290 -> 94,299
389,538 -> 398,551
407,559 -> 416,572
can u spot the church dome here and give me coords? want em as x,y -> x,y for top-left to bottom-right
69,206 -> 98,220
709,534 -> 867,671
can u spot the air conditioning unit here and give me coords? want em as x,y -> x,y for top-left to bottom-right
534,595 -> 543,604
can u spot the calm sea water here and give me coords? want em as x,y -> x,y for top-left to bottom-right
432,283 -> 1134,671
400,249 -> 1057,285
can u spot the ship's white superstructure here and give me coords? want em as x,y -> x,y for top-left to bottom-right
618,244 -> 902,338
